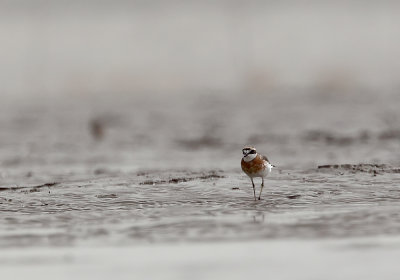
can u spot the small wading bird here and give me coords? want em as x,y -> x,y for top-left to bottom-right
241,146 -> 275,201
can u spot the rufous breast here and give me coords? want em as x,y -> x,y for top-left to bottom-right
241,154 -> 265,175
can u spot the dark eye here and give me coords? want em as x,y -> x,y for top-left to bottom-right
249,150 -> 256,154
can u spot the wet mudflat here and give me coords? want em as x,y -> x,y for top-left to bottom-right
0,92 -> 399,278
1,167 -> 400,247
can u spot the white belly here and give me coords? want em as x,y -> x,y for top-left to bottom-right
251,163 -> 273,178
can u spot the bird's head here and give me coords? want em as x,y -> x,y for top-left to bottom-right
242,146 -> 256,158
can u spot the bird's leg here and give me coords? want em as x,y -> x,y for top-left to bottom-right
258,177 -> 264,200
251,178 -> 256,201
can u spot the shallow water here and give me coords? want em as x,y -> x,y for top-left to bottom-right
0,92 -> 400,278
0,92 -> 399,247
1,166 -> 400,248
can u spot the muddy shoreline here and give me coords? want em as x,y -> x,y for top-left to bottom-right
0,92 -> 399,280
1,162 -> 399,248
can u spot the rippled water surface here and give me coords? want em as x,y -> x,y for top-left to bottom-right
1,166 -> 400,247
1,92 -> 399,247
0,92 -> 400,279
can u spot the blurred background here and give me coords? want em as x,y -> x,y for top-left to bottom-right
1,0 -> 400,96
0,0 -> 399,177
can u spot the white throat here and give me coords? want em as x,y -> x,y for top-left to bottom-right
243,153 -> 257,162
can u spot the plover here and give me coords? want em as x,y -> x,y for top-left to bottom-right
241,146 -> 275,201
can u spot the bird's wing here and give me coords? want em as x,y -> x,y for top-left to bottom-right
262,155 -> 276,167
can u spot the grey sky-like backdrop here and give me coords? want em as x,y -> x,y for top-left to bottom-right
1,0 -> 400,97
